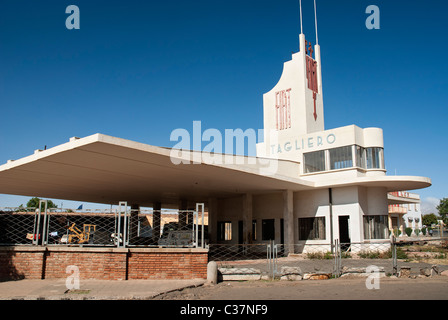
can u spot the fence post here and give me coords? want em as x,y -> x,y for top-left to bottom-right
40,200 -> 49,246
196,203 -> 205,248
118,201 -> 128,248
195,210 -> 199,248
392,236 -> 398,276
333,239 -> 341,278
32,208 -> 40,246
266,240 -> 278,280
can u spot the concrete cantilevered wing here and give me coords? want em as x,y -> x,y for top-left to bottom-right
0,134 -> 431,207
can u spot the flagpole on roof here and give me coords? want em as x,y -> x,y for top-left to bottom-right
299,0 -> 303,34
314,0 -> 319,45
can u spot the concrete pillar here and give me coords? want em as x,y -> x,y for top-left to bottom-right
208,198 -> 218,244
178,199 -> 188,230
207,261 -> 218,285
283,190 -> 294,255
243,193 -> 253,244
153,201 -> 161,240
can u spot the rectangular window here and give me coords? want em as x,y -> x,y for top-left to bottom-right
262,219 -> 275,241
217,221 -> 232,241
356,146 -> 366,168
363,215 -> 388,239
304,150 -> 326,173
366,147 -> 384,169
298,217 -> 326,240
329,146 -> 353,170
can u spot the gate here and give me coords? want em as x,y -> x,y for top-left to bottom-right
267,240 -> 278,279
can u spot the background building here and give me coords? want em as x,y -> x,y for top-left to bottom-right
388,191 -> 422,236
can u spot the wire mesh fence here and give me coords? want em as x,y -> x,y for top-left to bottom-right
208,243 -> 274,279
208,237 -> 448,280
208,242 -> 337,279
0,210 -> 36,245
127,208 -> 205,247
334,238 -> 448,277
0,203 -> 207,248
277,243 -> 337,276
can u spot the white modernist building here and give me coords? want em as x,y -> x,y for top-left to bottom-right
214,32 -> 431,250
0,31 -> 431,253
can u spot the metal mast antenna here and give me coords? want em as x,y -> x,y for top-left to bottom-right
314,0 -> 319,44
299,0 -> 303,34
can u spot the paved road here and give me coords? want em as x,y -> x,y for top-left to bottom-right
155,276 -> 448,300
0,279 -> 205,300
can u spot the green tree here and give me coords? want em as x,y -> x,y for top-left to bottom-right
436,198 -> 448,225
26,197 -> 58,211
422,213 -> 439,226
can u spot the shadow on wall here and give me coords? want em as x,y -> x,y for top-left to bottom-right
0,251 -> 25,282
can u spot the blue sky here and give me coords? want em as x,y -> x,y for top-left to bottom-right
0,0 -> 446,212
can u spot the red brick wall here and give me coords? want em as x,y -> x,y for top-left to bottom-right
127,250 -> 208,280
0,248 -> 45,280
43,249 -> 128,280
0,247 -> 208,281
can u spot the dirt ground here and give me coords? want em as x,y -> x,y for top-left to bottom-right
153,276 -> 448,300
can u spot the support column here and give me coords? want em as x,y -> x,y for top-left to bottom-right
243,193 -> 253,244
208,198 -> 218,244
283,190 -> 294,255
153,201 -> 161,241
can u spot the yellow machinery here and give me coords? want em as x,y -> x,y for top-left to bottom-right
67,223 -> 96,244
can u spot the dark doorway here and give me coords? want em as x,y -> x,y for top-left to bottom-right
280,218 -> 284,244
262,219 -> 275,241
339,216 -> 350,249
238,220 -> 243,245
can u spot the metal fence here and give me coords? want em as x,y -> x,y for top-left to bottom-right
208,237 -> 448,280
0,201 -> 207,248
208,242 -> 276,279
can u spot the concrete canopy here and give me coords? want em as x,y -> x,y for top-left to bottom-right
0,134 -> 431,208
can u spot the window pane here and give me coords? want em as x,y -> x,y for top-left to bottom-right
299,217 -> 326,240
329,146 -> 353,170
366,148 -> 383,169
356,146 -> 366,168
218,221 -> 232,241
304,150 -> 325,173
363,215 -> 388,239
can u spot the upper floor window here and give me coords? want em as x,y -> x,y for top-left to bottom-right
303,145 -> 385,174
356,146 -> 366,168
366,147 -> 384,169
304,150 -> 325,173
329,146 -> 353,170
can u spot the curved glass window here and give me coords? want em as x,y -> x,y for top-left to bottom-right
366,147 -> 384,169
356,146 -> 366,168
